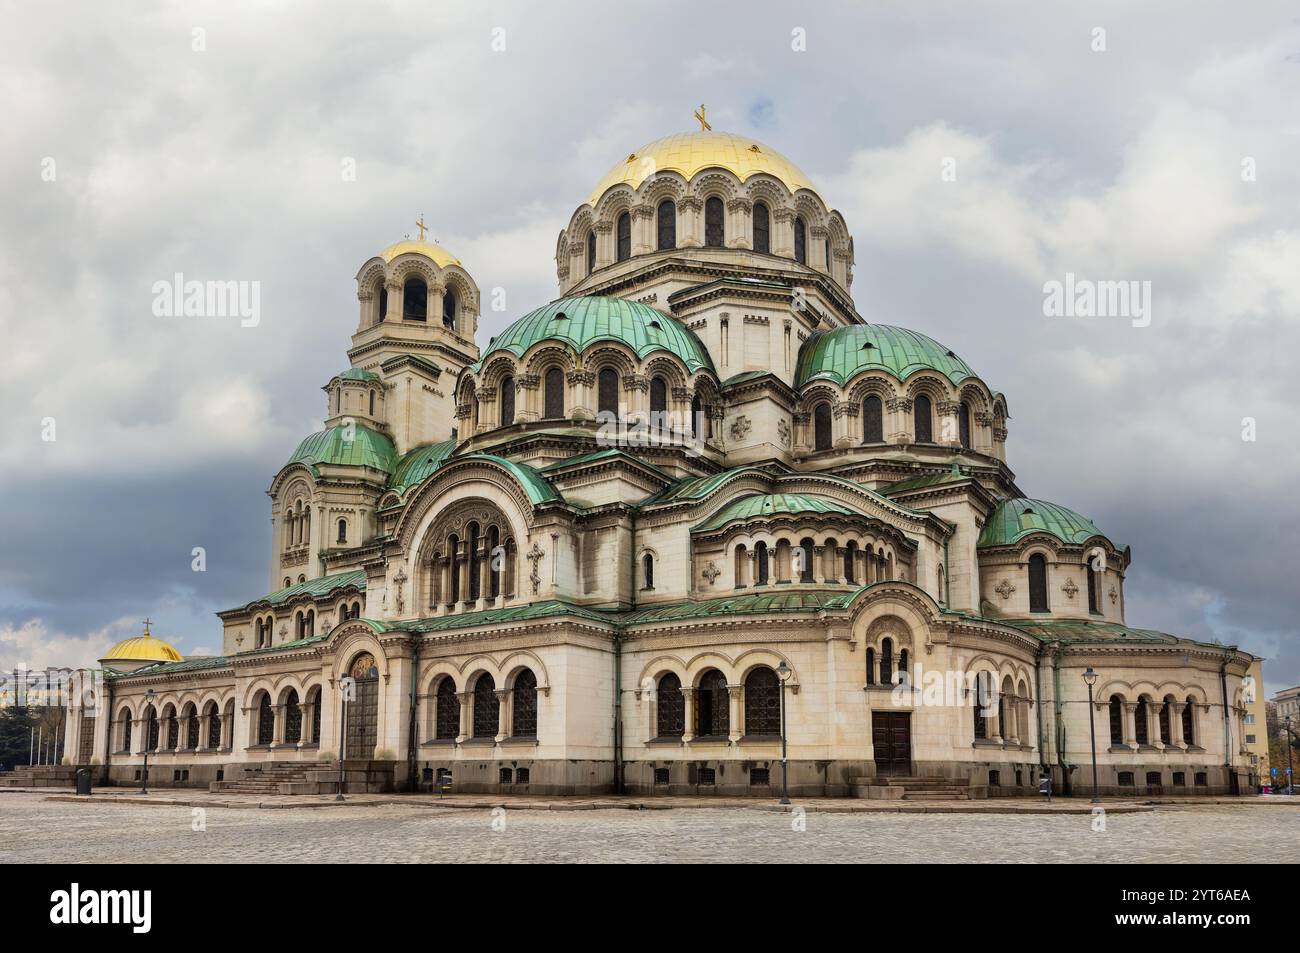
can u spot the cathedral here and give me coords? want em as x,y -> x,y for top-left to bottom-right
65,120 -> 1260,798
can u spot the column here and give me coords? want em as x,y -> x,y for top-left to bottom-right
1004,695 -> 1020,746
476,542 -> 489,611
384,280 -> 401,322
457,541 -> 471,611
425,281 -> 446,330
495,689 -> 510,743
632,204 -> 654,255
1124,702 -> 1138,749
681,688 -> 697,743
727,198 -> 751,249
679,197 -> 702,248
455,691 -> 471,744
1171,702 -> 1185,748
727,685 -> 743,743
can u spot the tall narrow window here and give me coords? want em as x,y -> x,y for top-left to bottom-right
435,679 -> 459,740
369,390 -> 375,416
794,216 -> 807,264
657,200 -> 676,250
472,673 -> 498,738
656,673 -> 684,738
284,690 -> 302,744
914,394 -> 933,443
824,238 -> 832,273
403,277 -> 427,321
337,519 -> 347,543
442,289 -> 457,329
467,522 -> 481,601
488,526 -> 501,599
1028,553 -> 1049,612
642,552 -> 654,589
1182,697 -> 1195,745
865,648 -> 875,685
375,281 -> 387,324
616,211 -> 631,261
1087,562 -> 1100,613
704,196 -> 725,247
814,402 -> 833,451
544,367 -> 565,419
500,375 -> 515,426
879,638 -> 893,684
744,667 -> 780,736
206,702 -> 221,750
755,541 -> 769,585
448,534 -> 460,604
696,670 -> 729,737
1159,700 -> 1172,745
586,230 -> 596,274
650,376 -> 667,433
1109,695 -> 1124,745
256,694 -> 273,746
1134,698 -> 1149,745
597,367 -> 618,416
959,401 -> 972,448
973,675 -> 987,739
863,395 -> 883,443
844,543 -> 856,583
753,201 -> 770,253
513,670 -> 538,737
800,538 -> 815,583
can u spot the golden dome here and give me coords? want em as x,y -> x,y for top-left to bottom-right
102,624 -> 183,664
377,238 -> 461,269
587,130 -> 823,206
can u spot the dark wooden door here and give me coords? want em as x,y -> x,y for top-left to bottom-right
345,676 -> 378,760
872,711 -> 912,776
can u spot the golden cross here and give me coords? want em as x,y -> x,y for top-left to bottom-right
415,214 -> 428,241
693,104 -> 712,131
142,618 -> 153,636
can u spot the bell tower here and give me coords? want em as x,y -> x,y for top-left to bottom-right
348,230 -> 481,453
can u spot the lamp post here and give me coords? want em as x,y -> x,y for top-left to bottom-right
1285,716 -> 1296,795
336,687 -> 348,803
776,660 -> 792,806
141,689 -> 157,795
1082,668 -> 1100,804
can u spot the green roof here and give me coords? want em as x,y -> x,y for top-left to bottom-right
999,618 -> 1221,649
224,569 -> 367,614
473,296 -> 714,375
389,439 -> 458,496
796,324 -> 977,388
978,498 -> 1118,549
459,454 -> 560,505
693,493 -> 858,532
618,589 -> 857,625
336,368 -> 380,382
882,465 -> 972,496
112,655 -> 232,677
389,600 -> 610,633
286,425 -> 397,474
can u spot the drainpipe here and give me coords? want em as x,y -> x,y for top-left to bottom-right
1219,658 -> 1234,795
615,515 -> 633,795
1052,645 -> 1069,795
102,675 -> 114,785
407,637 -> 420,793
1033,645 -> 1046,778
941,538 -> 950,608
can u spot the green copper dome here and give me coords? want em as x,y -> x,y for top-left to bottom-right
389,439 -> 458,496
978,498 -> 1115,549
693,493 -> 858,533
796,324 -> 977,388
474,296 -> 714,375
335,367 -> 380,382
286,425 -> 397,474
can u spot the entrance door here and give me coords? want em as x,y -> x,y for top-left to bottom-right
872,710 -> 912,776
343,653 -> 379,760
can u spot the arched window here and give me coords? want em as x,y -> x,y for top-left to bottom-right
597,367 -> 618,416
844,542 -> 857,583
656,673 -> 685,738
914,394 -> 933,443
544,367 -> 565,419
206,702 -> 221,750
121,709 -> 133,752
1159,699 -> 1172,745
1028,553 -> 1049,612
753,201 -> 770,253
337,519 -> 347,544
1109,695 -> 1124,745
1087,561 -> 1100,613
500,375 -> 515,426
284,690 -> 302,744
958,401 -> 972,449
513,670 -> 538,737
973,674 -> 988,739
472,673 -> 498,738
586,230 -> 596,274
402,277 -> 427,321
879,638 -> 893,684
691,394 -> 703,437
696,670 -> 729,738
657,200 -> 676,250
863,395 -> 883,443
145,706 -> 159,750
1134,698 -> 1149,745
650,376 -> 667,433
794,216 -> 807,264
369,390 -> 376,416
488,526 -> 501,599
442,289 -> 457,329
1182,697 -> 1195,745
704,196 -> 725,247
743,667 -> 781,736
308,687 -> 322,743
616,212 -> 631,261
814,402 -> 833,451
165,707 -> 178,749
435,678 -> 459,740
448,533 -> 460,605
799,538 -> 815,583
375,280 -> 387,324
256,693 -> 274,746
642,552 -> 654,590
184,704 -> 199,749
824,238 -> 832,274
467,522 -> 481,602
898,649 -> 909,684
755,541 -> 769,585
865,648 -> 875,685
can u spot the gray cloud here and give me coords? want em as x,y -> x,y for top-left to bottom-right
2,1 -> 1296,690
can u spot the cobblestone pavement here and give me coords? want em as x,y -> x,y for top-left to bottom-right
1,793 -> 1296,863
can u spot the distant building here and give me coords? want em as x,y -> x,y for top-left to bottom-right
1275,686 -> 1300,722
1243,660 -> 1269,788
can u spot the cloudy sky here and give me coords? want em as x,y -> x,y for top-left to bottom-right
2,1 -> 1297,691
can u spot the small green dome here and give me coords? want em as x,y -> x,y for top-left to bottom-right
978,498 -> 1114,548
796,324 -> 977,388
693,493 -> 858,533
474,296 -> 714,375
389,439 -> 458,496
335,368 -> 380,382
286,425 -> 397,474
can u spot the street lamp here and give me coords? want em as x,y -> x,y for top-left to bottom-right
1081,668 -> 1100,804
141,689 -> 157,795
776,660 -> 792,806
1285,716 -> 1296,795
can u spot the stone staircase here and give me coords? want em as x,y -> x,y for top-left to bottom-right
0,765 -> 77,788
210,762 -> 334,795
851,775 -> 983,800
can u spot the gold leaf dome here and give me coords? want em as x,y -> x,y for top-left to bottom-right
377,238 -> 462,269
102,625 -> 183,664
587,130 -> 823,206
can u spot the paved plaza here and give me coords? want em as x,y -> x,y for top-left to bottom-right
1,792 -> 1296,863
